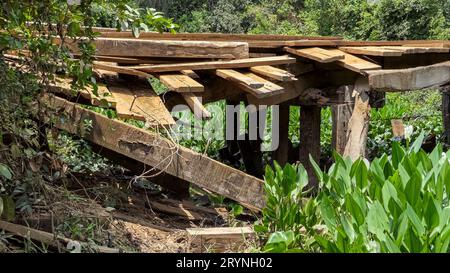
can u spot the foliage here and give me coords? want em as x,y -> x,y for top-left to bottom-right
259,136 -> 450,253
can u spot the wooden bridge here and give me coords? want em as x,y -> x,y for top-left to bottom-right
23,31 -> 450,210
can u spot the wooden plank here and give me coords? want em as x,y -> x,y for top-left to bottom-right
383,46 -> 450,54
328,49 -> 381,73
187,227 -> 254,253
108,85 -> 175,126
250,66 -> 297,81
181,93 -> 212,120
61,37 -> 250,59
181,70 -> 200,79
234,72 -> 285,98
215,69 -> 265,89
367,61 -> 450,91
93,62 -> 152,78
129,56 -> 297,73
148,201 -> 203,221
49,77 -> 117,108
159,74 -> 204,93
285,47 -> 345,63
39,94 -> 265,210
285,39 -> 450,47
339,46 -> 404,57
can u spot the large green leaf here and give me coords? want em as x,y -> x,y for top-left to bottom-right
345,194 -> 365,226
367,201 -> 389,241
0,195 -> 15,221
406,204 -> 425,236
320,195 -> 337,229
350,159 -> 368,189
409,131 -> 426,154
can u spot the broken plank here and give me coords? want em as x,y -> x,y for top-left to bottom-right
250,65 -> 297,81
61,37 -> 250,59
159,74 -> 204,93
181,93 -> 212,120
233,72 -> 285,98
187,227 -> 254,253
49,77 -> 117,108
129,55 -> 297,73
108,85 -> 175,126
39,94 -> 265,210
328,49 -> 381,73
367,61 -> 450,91
215,69 -> 265,89
339,46 -> 404,57
180,70 -> 200,79
285,47 -> 345,63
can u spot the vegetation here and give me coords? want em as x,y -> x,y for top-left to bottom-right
259,137 -> 450,253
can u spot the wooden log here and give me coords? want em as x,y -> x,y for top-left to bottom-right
331,86 -> 354,155
367,61 -> 450,91
38,94 -> 265,211
272,102 -> 290,166
93,62 -> 152,78
0,220 -> 119,253
285,47 -> 345,63
61,37 -> 250,59
128,55 -> 297,73
343,77 -> 371,161
187,227 -> 254,253
299,105 -> 321,187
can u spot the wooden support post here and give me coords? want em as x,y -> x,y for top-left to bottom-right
331,86 -> 354,155
442,85 -> 450,147
272,102 -> 290,166
343,77 -> 371,161
299,105 -> 321,187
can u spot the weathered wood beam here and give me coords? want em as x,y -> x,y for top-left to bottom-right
331,86 -> 354,155
442,86 -> 450,147
367,61 -> 450,91
181,93 -> 212,120
343,77 -> 371,161
128,56 -> 297,73
272,102 -> 290,166
38,94 -> 265,210
328,49 -> 382,73
299,105 -> 321,188
61,37 -> 250,59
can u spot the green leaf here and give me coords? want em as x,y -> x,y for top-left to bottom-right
350,159 -> 368,189
0,163 -> 13,180
309,154 -> 323,182
406,204 -> 425,236
367,201 -> 389,241
345,194 -> 365,226
409,131 -> 425,154
320,195 -> 337,229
